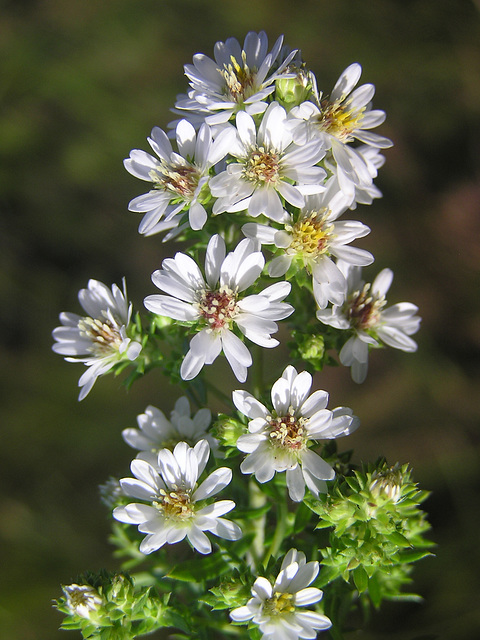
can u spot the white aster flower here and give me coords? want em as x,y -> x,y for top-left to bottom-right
209,102 -> 326,222
63,584 -> 103,621
233,365 -> 359,502
242,177 -> 374,308
122,396 -> 218,466
52,279 -> 142,400
290,63 -> 392,197
316,261 -> 421,383
230,548 -> 331,640
176,31 -> 298,125
144,234 -> 294,382
124,119 -> 234,234
113,440 -> 241,555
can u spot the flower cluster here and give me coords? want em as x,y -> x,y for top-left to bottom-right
53,30 -> 420,389
52,30 -> 430,640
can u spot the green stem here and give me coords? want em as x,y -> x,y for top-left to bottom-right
263,497 -> 288,568
248,479 -> 267,568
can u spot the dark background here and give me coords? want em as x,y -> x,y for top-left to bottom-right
1,1 -> 480,638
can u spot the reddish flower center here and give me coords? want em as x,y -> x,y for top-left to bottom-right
268,408 -> 307,450
346,284 -> 386,330
198,287 -> 238,331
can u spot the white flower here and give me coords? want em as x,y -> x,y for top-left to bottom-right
144,234 -> 294,382
113,440 -> 241,555
52,279 -> 142,400
316,261 -> 421,383
230,548 -> 331,640
290,63 -> 392,197
209,102 -> 326,222
124,119 -> 234,234
63,584 -> 103,620
122,397 -> 218,466
176,31 -> 298,125
233,365 -> 359,502
242,177 -> 374,308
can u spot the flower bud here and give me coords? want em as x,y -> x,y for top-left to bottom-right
275,67 -> 314,109
370,464 -> 403,504
63,584 -> 103,621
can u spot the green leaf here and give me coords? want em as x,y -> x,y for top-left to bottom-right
368,573 -> 382,608
398,549 -> 435,564
315,565 -> 340,588
386,531 -> 412,548
353,566 -> 369,593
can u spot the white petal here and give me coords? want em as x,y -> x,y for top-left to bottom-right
208,517 -> 242,540
301,449 -> 335,481
286,465 -> 306,502
144,295 -> 198,321
252,576 -> 273,600
193,468 -> 232,501
268,255 -> 292,277
372,268 -> 393,296
222,329 -> 252,367
232,389 -> 269,419
196,500 -> 235,519
187,525 -> 212,554
205,234 -> 226,288
299,390 -> 329,417
189,202 -> 208,231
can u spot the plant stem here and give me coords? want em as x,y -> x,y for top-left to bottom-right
247,479 -> 267,569
263,497 -> 288,568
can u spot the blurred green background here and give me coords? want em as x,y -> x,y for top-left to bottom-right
1,0 -> 480,638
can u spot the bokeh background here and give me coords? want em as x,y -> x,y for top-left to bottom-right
1,0 -> 480,638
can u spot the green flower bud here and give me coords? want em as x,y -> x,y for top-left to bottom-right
275,67 -> 314,109
299,334 -> 325,361
212,414 -> 246,448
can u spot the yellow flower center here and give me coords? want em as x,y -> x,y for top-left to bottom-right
286,211 -> 333,258
346,283 -> 386,330
78,317 -> 123,355
198,286 -> 238,332
155,489 -> 194,520
316,99 -> 365,143
268,407 -> 307,451
243,146 -> 281,186
221,52 -> 257,103
263,592 -> 296,616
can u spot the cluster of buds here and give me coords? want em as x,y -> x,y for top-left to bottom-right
55,572 -> 169,639
310,463 -> 433,603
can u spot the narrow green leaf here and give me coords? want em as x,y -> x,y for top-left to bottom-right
353,566 -> 369,593
368,573 -> 382,608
